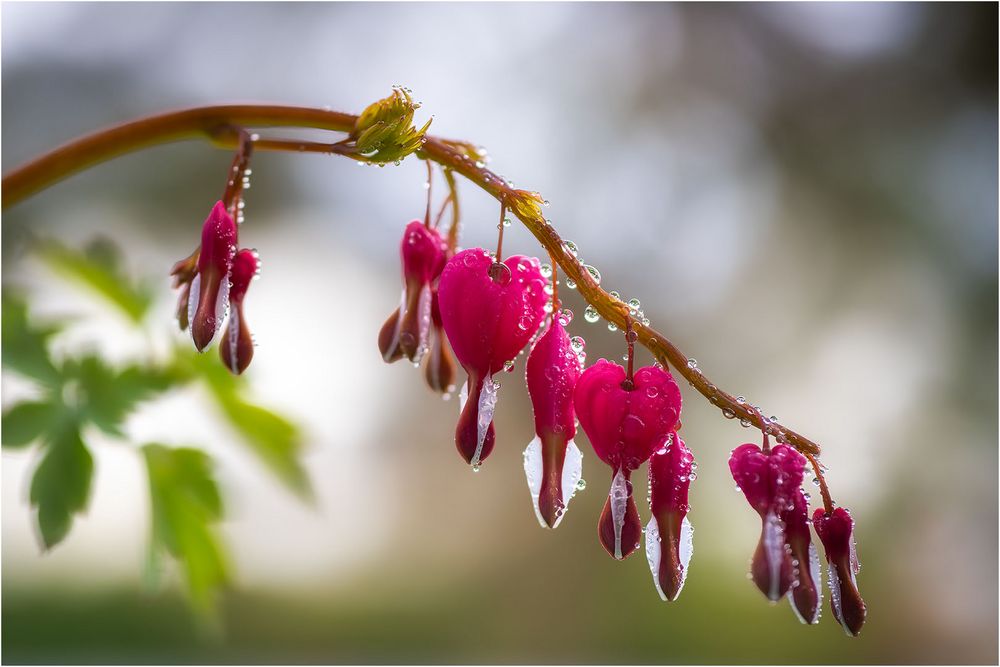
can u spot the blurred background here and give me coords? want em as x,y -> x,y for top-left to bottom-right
2,2 -> 996,664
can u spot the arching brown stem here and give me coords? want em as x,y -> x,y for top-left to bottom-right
1,103 -> 820,457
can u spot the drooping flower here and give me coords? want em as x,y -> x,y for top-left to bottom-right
523,317 -> 583,528
185,201 -> 238,351
219,248 -> 259,375
574,359 -> 682,560
646,432 -> 694,601
437,248 -> 547,468
785,488 -> 822,625
813,507 -> 866,636
378,220 -> 448,364
423,291 -> 457,395
728,443 -> 805,602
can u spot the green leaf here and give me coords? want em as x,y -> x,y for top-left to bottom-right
215,395 -> 312,499
3,401 -> 57,449
1,290 -> 62,386
29,423 -> 93,549
176,347 -> 312,500
62,356 -> 175,437
143,444 -> 227,610
39,240 -> 154,323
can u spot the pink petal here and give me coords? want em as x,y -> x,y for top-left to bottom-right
647,433 -> 695,601
190,201 -> 237,351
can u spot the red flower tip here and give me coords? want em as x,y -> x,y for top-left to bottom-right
814,507 -> 866,636
219,248 -> 258,375
380,221 -> 448,364
438,248 -> 548,468
646,432 -> 695,601
189,201 -> 237,351
597,467 -> 642,560
524,319 -> 584,528
423,292 -> 457,395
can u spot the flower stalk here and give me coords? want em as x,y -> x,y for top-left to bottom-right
1,99 -> 821,458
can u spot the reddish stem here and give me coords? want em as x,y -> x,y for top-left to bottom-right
622,316 -> 635,390
0,103 -> 822,457
804,452 -> 834,513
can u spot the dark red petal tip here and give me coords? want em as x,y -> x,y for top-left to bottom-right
597,468 -> 641,560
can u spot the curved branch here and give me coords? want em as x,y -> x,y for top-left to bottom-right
1,104 -> 820,456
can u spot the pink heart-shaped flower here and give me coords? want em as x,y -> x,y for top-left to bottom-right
729,443 -> 807,602
574,359 -> 682,559
523,319 -> 583,528
378,221 -> 449,364
437,248 -> 548,467
646,432 -> 695,601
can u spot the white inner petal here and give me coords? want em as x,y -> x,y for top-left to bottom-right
458,376 -> 469,414
609,468 -> 628,560
414,283 -> 432,363
214,273 -> 231,336
522,438 -> 583,530
471,375 -> 499,467
828,562 -> 852,635
644,517 -> 666,601
227,306 -> 240,374
523,436 -> 545,528
187,274 -> 201,337
560,439 -> 584,510
677,515 -> 694,597
762,511 -> 785,600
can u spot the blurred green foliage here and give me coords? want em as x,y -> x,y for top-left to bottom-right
1,239 -> 310,614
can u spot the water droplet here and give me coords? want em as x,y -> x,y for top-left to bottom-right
687,358 -> 698,369
570,336 -> 586,353
576,479 -> 587,491
504,360 -> 515,372
584,305 -> 600,323
540,263 -> 552,278
583,264 -> 601,285
564,240 -> 579,257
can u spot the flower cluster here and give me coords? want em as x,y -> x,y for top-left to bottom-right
172,202 -> 259,374
378,220 -> 454,393
729,438 -> 866,634
377,192 -> 865,635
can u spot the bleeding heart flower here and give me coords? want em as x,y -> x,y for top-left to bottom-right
184,201 -> 238,351
219,248 -> 259,375
574,359 -> 682,560
785,489 -> 822,625
814,507 -> 866,636
523,318 -> 583,528
646,432 -> 694,601
378,220 -> 448,364
437,248 -> 548,467
729,443 -> 805,602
